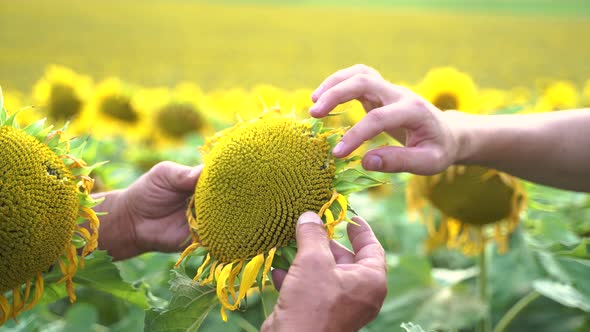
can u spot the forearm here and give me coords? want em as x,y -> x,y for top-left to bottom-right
92,190 -> 141,260
453,109 -> 590,192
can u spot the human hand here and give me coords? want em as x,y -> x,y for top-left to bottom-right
261,212 -> 387,332
309,64 -> 463,175
95,162 -> 202,260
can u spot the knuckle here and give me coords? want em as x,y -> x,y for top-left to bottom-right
390,151 -> 407,173
429,149 -> 446,172
151,161 -> 174,174
354,73 -> 373,85
353,63 -> 378,76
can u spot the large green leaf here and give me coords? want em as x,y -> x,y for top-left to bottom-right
144,270 -> 218,332
41,250 -> 149,309
400,322 -> 427,332
366,254 -> 484,331
533,280 -> 590,312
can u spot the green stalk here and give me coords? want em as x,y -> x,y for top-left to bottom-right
260,288 -> 269,319
492,291 -> 541,332
477,247 -> 491,332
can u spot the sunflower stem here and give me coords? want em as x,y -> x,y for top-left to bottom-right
260,287 -> 269,319
477,247 -> 491,332
492,291 -> 540,332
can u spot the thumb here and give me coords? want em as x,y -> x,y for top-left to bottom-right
294,211 -> 334,265
362,146 -> 447,175
149,162 -> 203,192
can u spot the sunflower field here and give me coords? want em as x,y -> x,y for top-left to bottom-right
1,0 -> 590,331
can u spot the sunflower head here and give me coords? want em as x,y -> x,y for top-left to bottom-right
407,165 -> 526,255
196,114 -> 335,262
417,67 -> 478,112
0,88 -> 101,325
32,65 -> 92,122
79,78 -> 147,142
176,107 -> 384,321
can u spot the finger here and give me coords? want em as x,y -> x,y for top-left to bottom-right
294,211 -> 335,266
332,102 -> 424,158
150,162 -> 204,192
362,145 -> 446,175
312,64 -> 381,102
330,240 -> 355,264
271,268 -> 288,291
347,216 -> 386,272
309,73 -> 396,118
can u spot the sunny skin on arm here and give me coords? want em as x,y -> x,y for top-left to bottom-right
92,162 -> 203,261
309,64 -> 590,192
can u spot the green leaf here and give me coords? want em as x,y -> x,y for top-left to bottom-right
62,303 -> 99,332
555,239 -> 590,259
41,250 -> 149,309
144,270 -> 218,332
400,322 -> 427,332
533,279 -> 590,312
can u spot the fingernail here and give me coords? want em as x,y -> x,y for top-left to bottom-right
364,155 -> 382,170
298,211 -> 322,225
332,142 -> 345,155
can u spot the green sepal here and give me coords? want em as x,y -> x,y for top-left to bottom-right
334,168 -> 387,195
272,244 -> 297,271
23,117 -> 48,138
335,155 -> 361,173
271,252 -> 290,271
77,192 -> 104,210
0,106 -> 19,128
70,235 -> 87,249
72,160 -> 109,177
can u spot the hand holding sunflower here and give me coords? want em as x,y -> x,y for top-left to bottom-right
262,212 -> 387,332
93,162 -> 203,260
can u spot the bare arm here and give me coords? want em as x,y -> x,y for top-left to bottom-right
454,109 -> 590,192
310,64 -> 590,192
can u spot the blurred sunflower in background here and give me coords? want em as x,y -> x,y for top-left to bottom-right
533,80 -> 579,112
416,67 -> 479,112
176,107 -> 383,321
32,65 -> 92,125
206,88 -> 262,124
78,77 -> 148,142
407,166 -> 526,255
0,89 -> 101,325
143,83 -> 214,148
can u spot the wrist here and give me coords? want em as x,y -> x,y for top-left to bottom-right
94,189 -> 143,260
444,111 -> 478,165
